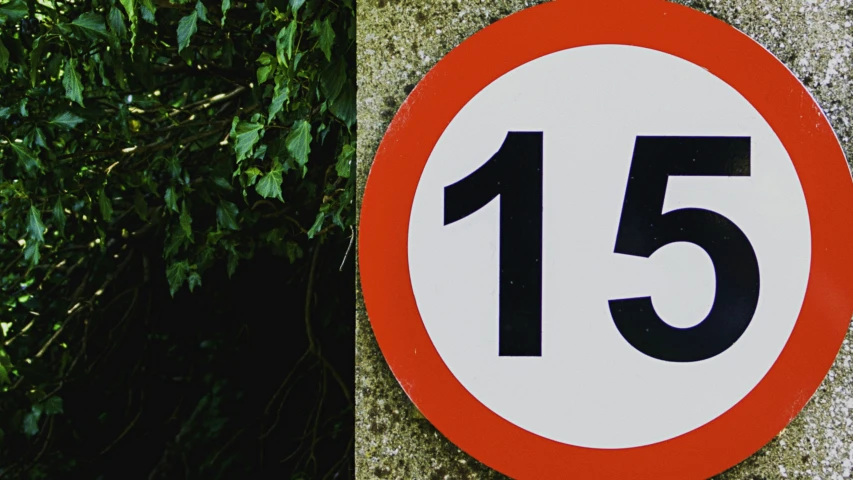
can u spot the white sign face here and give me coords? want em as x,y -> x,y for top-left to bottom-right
407,45 -> 811,448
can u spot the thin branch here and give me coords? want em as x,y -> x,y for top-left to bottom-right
305,244 -> 321,353
100,393 -> 143,454
339,226 -> 354,271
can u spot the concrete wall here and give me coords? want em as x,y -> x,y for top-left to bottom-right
356,1 -> 853,478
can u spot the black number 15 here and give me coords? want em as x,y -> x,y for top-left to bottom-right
443,133 -> 759,362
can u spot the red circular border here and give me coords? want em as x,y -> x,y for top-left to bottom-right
359,1 -> 853,478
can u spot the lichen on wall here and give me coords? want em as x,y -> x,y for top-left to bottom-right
356,1 -> 853,478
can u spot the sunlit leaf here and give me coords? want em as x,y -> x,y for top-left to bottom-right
221,0 -> 231,26
50,112 -> 84,129
336,144 -> 354,178
256,167 -> 283,201
233,120 -> 263,162
276,21 -> 297,66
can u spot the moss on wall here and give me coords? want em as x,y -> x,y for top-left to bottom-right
357,1 -> 853,478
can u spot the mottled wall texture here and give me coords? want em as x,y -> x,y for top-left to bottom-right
356,1 -> 853,478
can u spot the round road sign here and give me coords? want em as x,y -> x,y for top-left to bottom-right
359,1 -> 853,478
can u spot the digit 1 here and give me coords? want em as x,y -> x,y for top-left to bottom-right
444,132 -> 543,356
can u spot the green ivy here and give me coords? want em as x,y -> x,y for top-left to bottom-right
0,0 -> 354,474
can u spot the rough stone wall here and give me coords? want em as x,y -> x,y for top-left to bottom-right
356,0 -> 853,478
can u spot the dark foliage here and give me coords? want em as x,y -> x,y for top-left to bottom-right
0,0 -> 355,476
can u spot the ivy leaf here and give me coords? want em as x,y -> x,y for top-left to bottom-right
0,0 -> 27,22
27,206 -> 46,243
257,65 -> 272,84
140,0 -> 156,24
198,246 -> 215,269
134,191 -> 149,221
226,251 -> 238,278
268,81 -> 289,122
99,188 -> 113,222
0,39 -> 8,74
188,272 -> 202,292
307,212 -> 324,238
286,120 -> 312,167
276,21 -> 297,66
257,51 -> 273,65
43,396 -> 64,415
166,260 -> 190,297
179,201 -> 193,240
318,18 -> 335,62
336,144 -> 354,178
285,241 -> 303,263
23,242 -> 40,265
71,12 -> 108,39
49,111 -> 84,129
256,167 -> 283,201
166,157 -> 181,179
164,187 -> 179,212
220,0 -> 230,26
177,11 -> 198,53
289,0 -> 305,15
290,0 -> 305,18
63,58 -> 85,107
29,36 -> 45,87
22,411 -> 40,437
119,0 -> 138,49
244,167 -> 261,186
53,198 -> 66,234
11,143 -> 42,173
0,364 -> 8,385
330,82 -> 355,128
163,227 -> 187,258
233,120 -> 263,162
108,7 -> 128,38
320,60 -> 346,101
195,0 -> 209,23
33,127 -> 47,148
216,200 -> 239,230
0,348 -> 13,370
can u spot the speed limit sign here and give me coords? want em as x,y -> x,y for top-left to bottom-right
358,1 -> 853,478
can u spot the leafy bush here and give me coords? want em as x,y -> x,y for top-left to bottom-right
0,0 -> 354,476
